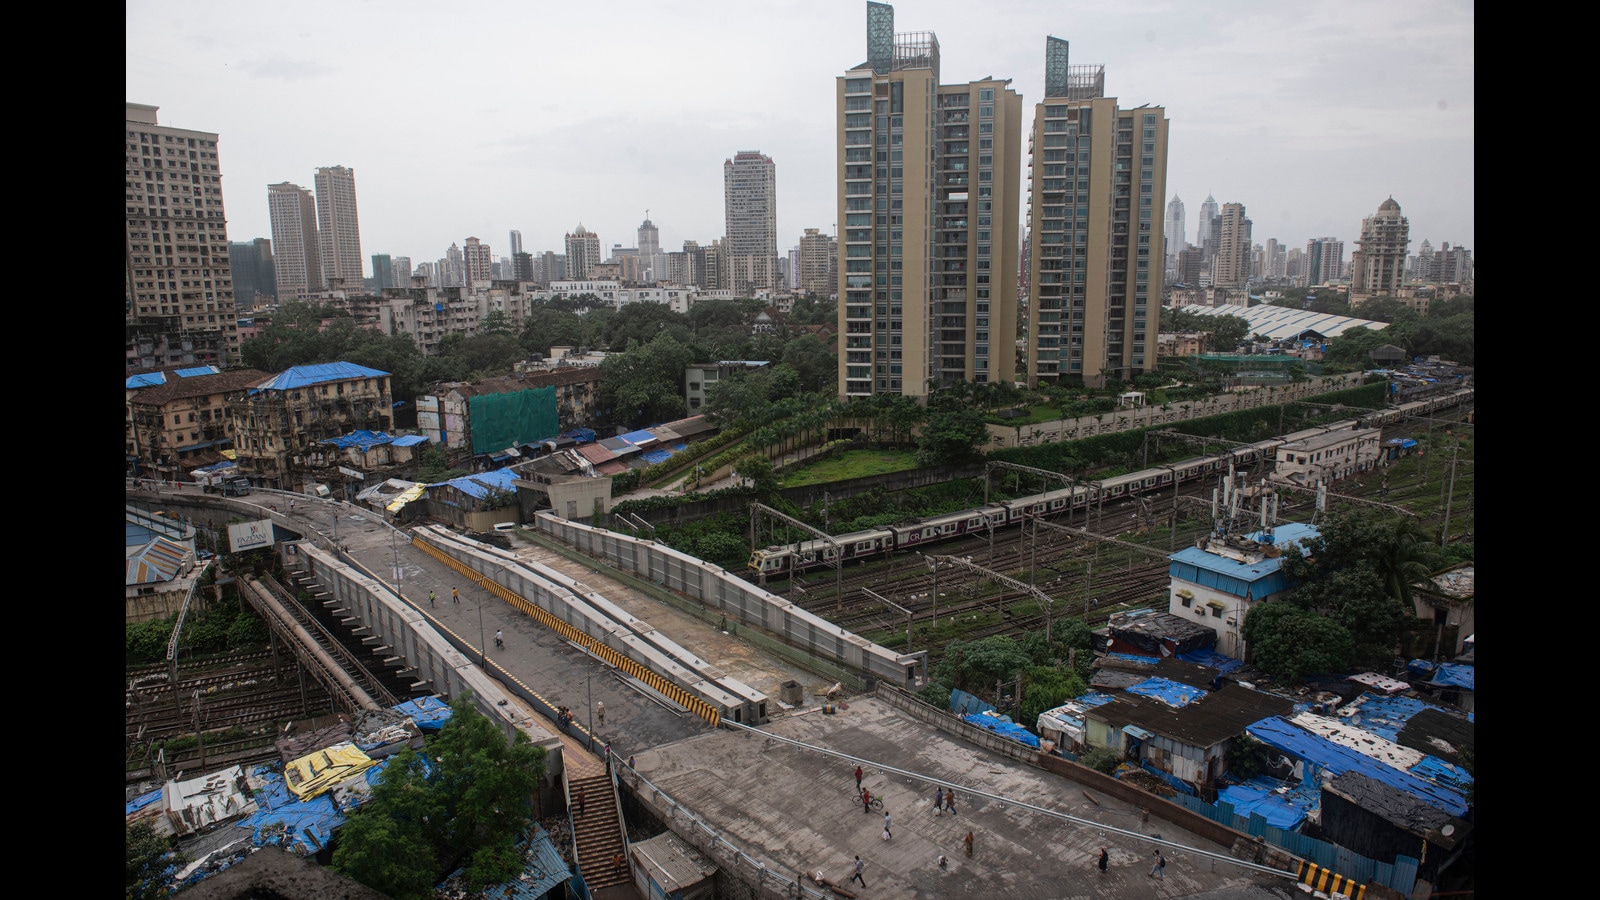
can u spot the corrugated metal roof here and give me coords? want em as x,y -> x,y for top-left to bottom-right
578,444 -> 617,464
619,429 -> 658,446
1177,304 -> 1387,340
252,362 -> 390,392
436,467 -> 519,499
127,537 -> 192,586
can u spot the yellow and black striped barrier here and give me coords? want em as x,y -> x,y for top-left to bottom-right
413,538 -> 721,728
1296,860 -> 1365,899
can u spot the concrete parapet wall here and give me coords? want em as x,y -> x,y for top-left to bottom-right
537,512 -> 924,689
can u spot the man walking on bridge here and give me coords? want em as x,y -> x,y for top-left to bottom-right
452,586 -> 460,603
429,590 -> 435,608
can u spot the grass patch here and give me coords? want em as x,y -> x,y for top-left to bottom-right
984,406 -> 1066,426
782,450 -> 920,488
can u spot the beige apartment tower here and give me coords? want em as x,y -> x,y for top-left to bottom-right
124,103 -> 240,367
1350,197 -> 1410,304
836,1 -> 1021,400
268,181 -> 322,300
1025,37 -> 1166,387
1211,202 -> 1252,288
314,165 -> 363,291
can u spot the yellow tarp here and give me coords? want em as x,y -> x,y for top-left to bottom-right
386,484 -> 427,513
284,742 -> 376,800
220,449 -> 237,460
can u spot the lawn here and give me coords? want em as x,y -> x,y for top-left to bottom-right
782,450 -> 921,488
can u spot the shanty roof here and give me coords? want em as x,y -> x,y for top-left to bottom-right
661,415 -> 716,439
252,362 -> 389,392
1175,304 -> 1387,340
435,468 -> 519,499
127,536 -> 192,586
1086,684 -> 1293,749
1323,771 -> 1468,847
125,365 -> 221,389
1246,716 -> 1467,816
127,367 -> 271,404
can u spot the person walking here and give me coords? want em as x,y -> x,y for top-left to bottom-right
1097,847 -> 1109,874
494,629 -> 503,648
452,586 -> 460,604
963,831 -> 974,858
428,590 -> 436,608
854,765 -> 863,791
1149,849 -> 1165,879
883,811 -> 892,838
575,788 -> 586,818
861,788 -> 872,814
597,701 -> 606,726
946,789 -> 958,816
849,856 -> 867,888
937,854 -> 948,872
934,787 -> 945,816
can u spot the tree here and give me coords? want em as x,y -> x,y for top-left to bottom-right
429,692 -> 547,889
599,332 -> 695,428
126,820 -> 184,900
733,453 -> 779,496
916,401 -> 991,466
1209,314 -> 1252,352
932,635 -> 1032,693
780,334 -> 837,395
1240,601 -> 1354,683
332,748 -> 444,900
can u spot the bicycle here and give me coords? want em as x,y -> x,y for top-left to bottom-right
862,792 -> 883,811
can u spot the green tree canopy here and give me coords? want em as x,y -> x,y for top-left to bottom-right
916,396 -> 992,466
1240,601 -> 1355,683
126,820 -> 184,900
599,332 -> 695,428
332,748 -> 444,900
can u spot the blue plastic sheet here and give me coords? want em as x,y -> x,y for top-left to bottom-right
393,696 -> 454,731
126,788 -> 163,816
949,688 -> 995,716
1246,716 -> 1468,816
962,713 -> 1041,748
1176,646 -> 1245,675
1217,783 -> 1309,830
1429,663 -> 1474,690
1126,677 -> 1208,708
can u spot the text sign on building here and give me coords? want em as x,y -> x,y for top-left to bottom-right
228,519 -> 275,553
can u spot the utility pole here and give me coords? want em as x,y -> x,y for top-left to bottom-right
863,587 -> 912,651
1440,439 -> 1461,546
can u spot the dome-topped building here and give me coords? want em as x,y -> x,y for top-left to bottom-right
1350,198 -> 1410,305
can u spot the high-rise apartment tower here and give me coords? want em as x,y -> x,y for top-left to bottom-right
267,181 -> 322,300
565,225 -> 601,280
1164,195 -> 1185,273
1211,202 -> 1252,288
1196,194 -> 1218,252
1350,197 -> 1409,302
1024,36 -> 1166,386
314,166 -> 363,291
836,2 -> 1021,399
463,237 -> 493,284
724,152 -> 780,295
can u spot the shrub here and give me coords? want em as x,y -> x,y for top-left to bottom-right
1079,747 -> 1122,775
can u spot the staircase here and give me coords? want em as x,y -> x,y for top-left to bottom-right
568,769 -> 630,893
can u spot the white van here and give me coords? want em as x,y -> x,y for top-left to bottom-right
492,521 -> 518,532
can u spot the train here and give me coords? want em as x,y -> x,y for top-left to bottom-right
748,387 -> 1473,577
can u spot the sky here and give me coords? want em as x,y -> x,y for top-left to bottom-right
127,0 -> 1474,276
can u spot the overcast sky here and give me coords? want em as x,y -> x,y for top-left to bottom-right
128,0 -> 1474,275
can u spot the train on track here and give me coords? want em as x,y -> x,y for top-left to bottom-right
748,387 -> 1472,577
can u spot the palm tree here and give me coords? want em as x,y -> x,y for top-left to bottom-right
1373,519 -> 1438,609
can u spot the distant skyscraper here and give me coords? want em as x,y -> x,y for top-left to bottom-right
371,253 -> 393,291
508,229 -> 523,258
637,214 -> 662,283
1413,238 -> 1434,282
1285,247 -> 1302,283
512,251 -> 533,282
565,225 -> 601,280
1304,237 -> 1344,287
725,151 -> 780,295
797,228 -> 837,297
1212,203 -> 1253,288
314,166 -> 363,291
534,251 -> 566,284
1197,194 -> 1219,251
392,256 -> 412,286
413,260 -> 435,287
267,181 -> 322,300
1025,34 -> 1164,387
229,239 -> 275,311
1350,197 -> 1410,301
1164,195 -> 1185,272
463,237 -> 493,284
837,2 -> 1023,397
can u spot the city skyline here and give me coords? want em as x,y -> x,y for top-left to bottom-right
126,0 -> 1474,277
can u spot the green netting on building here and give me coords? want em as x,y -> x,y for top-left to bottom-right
469,387 -> 559,454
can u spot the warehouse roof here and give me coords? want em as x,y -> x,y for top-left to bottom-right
1175,304 -> 1388,340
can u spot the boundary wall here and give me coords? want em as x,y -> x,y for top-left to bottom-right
284,541 -> 566,778
409,525 -> 749,728
536,512 -> 926,689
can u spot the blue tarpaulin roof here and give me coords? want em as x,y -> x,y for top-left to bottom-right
641,449 -> 673,464
1245,716 -> 1468,816
1217,782 -> 1311,830
436,467 -> 518,499
392,696 -> 453,731
175,366 -> 221,378
321,430 -> 395,450
126,787 -> 163,816
1176,646 -> 1245,675
127,372 -> 166,389
252,362 -> 390,392
1386,438 -> 1419,448
193,460 -> 237,474
442,825 -> 571,898
1429,663 -> 1474,690
391,434 -> 430,447
564,428 -> 596,443
1336,693 -> 1435,741
1126,677 -> 1208,708
949,688 -> 994,716
962,713 -> 1041,747
619,429 -> 657,446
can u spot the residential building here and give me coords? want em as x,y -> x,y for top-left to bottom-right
126,365 -> 271,481
1155,332 -> 1207,357
463,236 -> 493,285
686,360 -> 771,412
228,362 -> 393,490
1264,238 -> 1286,282
637,215 -> 662,283
566,225 -> 602,280
230,238 -> 276,311
1211,202 -> 1252,288
268,181 -> 322,300
377,282 -> 540,355
1083,679 -> 1293,788
836,2 -> 1022,399
125,103 -> 241,367
371,253 -> 393,291
1285,247 -> 1303,284
1025,35 -> 1165,387
1411,563 -> 1474,658
1196,194 -> 1218,251
392,256 -> 412,286
314,166 -> 363,291
1168,523 -> 1319,659
725,151 -> 781,295
797,228 -> 837,296
1175,245 -> 1204,287
1350,197 -> 1410,305
1163,194 -> 1185,274
508,229 -> 523,258
1303,237 -> 1344,287
442,242 -> 466,287
415,369 -> 604,456
1412,239 -> 1434,282
534,251 -> 566,284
